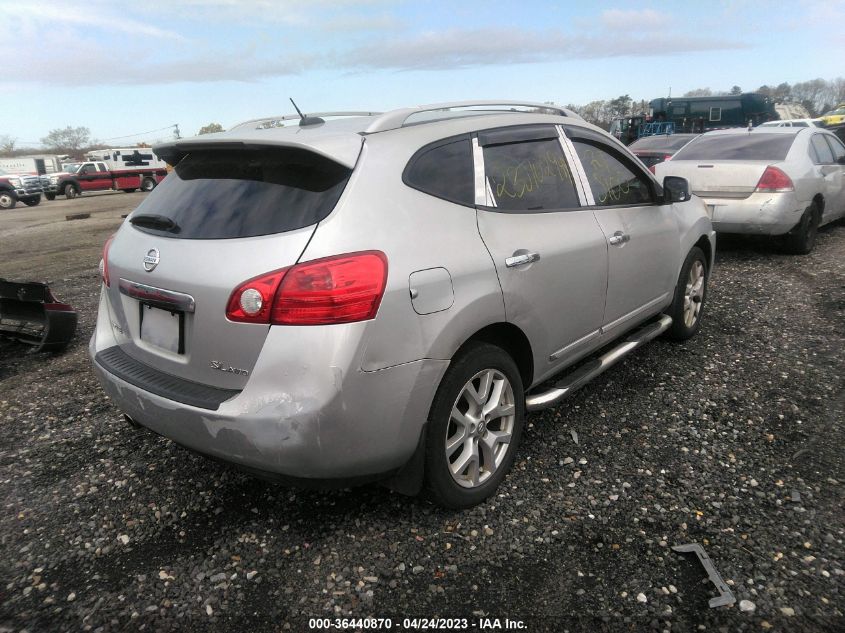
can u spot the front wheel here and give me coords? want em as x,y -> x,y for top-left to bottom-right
63,183 -> 78,199
23,196 -> 41,207
45,192 -> 56,201
667,246 -> 707,341
141,178 -> 156,192
783,203 -> 819,255
0,191 -> 16,209
424,342 -> 524,509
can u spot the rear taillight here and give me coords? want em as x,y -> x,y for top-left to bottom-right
100,234 -> 115,287
755,166 -> 794,192
226,251 -> 388,326
662,153 -> 673,162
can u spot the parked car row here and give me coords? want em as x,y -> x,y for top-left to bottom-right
89,101 -> 844,510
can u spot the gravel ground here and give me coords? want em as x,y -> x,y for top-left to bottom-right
0,194 -> 843,632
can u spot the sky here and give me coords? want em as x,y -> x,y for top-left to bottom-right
1,0 -> 841,147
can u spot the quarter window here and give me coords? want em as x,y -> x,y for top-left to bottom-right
403,138 -> 474,206
481,138 -> 579,211
572,140 -> 654,206
811,135 -> 834,164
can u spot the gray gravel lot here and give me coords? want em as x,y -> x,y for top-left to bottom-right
1,193 -> 843,632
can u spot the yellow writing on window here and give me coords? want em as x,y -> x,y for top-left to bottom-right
490,151 -> 575,201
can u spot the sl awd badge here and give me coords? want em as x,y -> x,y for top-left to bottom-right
143,248 -> 160,272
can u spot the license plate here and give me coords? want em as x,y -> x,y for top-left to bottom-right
140,304 -> 183,353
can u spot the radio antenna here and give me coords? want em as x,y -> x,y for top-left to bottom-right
289,98 -> 325,127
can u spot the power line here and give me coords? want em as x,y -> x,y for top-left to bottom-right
99,124 -> 179,142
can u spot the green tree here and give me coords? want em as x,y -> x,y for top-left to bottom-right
607,95 -> 632,119
40,126 -> 91,152
198,122 -> 224,135
683,88 -> 713,97
730,85 -> 742,95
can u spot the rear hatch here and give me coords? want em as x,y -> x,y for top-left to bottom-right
657,132 -> 797,199
103,146 -> 355,389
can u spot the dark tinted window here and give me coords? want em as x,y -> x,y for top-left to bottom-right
403,138 -> 473,206
572,140 -> 654,206
629,135 -> 698,152
673,134 -> 796,160
811,135 -> 835,164
482,138 -> 579,211
129,149 -> 350,239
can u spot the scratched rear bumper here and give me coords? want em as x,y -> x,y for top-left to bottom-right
702,192 -> 803,235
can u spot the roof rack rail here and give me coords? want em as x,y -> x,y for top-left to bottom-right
363,101 -> 581,134
230,111 -> 381,131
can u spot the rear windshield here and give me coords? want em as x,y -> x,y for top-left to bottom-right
672,134 -> 796,161
129,149 -> 351,239
629,135 -> 697,152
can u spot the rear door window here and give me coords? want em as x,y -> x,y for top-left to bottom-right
824,135 -> 845,163
673,134 -> 796,161
129,149 -> 351,239
811,135 -> 835,164
480,131 -> 579,211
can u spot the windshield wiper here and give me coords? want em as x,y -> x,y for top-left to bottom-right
129,214 -> 181,233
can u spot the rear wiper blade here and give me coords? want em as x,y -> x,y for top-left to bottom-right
129,214 -> 181,233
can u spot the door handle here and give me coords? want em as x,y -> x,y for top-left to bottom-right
505,252 -> 540,268
608,231 -> 630,246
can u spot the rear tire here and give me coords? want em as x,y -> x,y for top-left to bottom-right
424,342 -> 524,509
783,203 -> 819,255
667,246 -> 707,341
141,178 -> 156,192
0,191 -> 16,209
63,183 -> 78,199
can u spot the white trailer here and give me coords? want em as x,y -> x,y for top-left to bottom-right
0,155 -> 66,175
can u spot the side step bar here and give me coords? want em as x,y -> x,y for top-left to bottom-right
525,314 -> 673,412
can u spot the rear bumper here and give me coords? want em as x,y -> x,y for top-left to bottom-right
89,296 -> 448,480
702,192 -> 804,235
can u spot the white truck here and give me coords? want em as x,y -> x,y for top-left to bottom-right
44,148 -> 168,200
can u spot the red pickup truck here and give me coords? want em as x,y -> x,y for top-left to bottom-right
44,158 -> 167,200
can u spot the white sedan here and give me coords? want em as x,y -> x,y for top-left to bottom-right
656,127 -> 845,253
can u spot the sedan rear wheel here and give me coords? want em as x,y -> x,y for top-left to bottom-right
425,342 -> 524,509
783,203 -> 819,255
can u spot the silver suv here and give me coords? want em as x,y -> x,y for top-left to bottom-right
90,101 -> 715,508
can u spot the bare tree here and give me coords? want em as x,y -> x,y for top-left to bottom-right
198,122 -> 224,135
683,88 -> 713,97
0,135 -> 16,155
40,126 -> 92,153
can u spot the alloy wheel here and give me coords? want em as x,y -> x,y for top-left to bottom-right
445,369 -> 515,488
683,260 -> 705,327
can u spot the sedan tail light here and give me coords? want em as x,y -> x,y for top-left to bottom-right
755,166 -> 794,192
226,251 -> 388,326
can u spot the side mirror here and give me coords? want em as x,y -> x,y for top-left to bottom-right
663,176 -> 691,203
